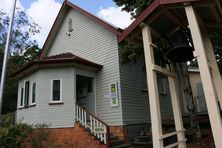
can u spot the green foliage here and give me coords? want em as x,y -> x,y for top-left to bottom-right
0,123 -> 33,148
113,0 -> 154,18
10,45 -> 40,69
119,41 -> 144,64
0,112 -> 15,128
209,32 -> 222,73
0,114 -> 51,148
0,45 -> 40,114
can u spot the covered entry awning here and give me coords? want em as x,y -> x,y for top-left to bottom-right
12,52 -> 103,79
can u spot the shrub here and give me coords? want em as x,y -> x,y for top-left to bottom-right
0,123 -> 32,148
0,113 -> 51,148
0,112 -> 15,128
27,123 -> 51,148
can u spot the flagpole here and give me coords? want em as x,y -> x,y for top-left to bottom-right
0,0 -> 17,115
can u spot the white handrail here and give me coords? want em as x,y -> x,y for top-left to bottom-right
75,103 -> 109,145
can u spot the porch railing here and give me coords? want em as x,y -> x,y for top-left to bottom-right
159,129 -> 187,148
75,103 -> 110,147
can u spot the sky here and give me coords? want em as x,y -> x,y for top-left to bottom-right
0,0 -> 133,47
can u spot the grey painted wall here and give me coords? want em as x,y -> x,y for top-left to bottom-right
37,68 -> 75,128
119,59 -> 174,125
17,68 -> 75,128
120,59 -> 150,125
17,72 -> 39,125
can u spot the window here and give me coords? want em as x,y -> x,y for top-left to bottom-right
20,88 -> 24,106
32,83 -> 36,104
24,81 -> 30,106
52,80 -> 61,102
68,18 -> 73,32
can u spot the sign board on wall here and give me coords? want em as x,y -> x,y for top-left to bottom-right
109,82 -> 119,107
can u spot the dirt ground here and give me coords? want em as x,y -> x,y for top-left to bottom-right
187,135 -> 215,148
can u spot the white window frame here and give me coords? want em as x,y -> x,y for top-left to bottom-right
50,79 -> 63,103
31,82 -> 36,105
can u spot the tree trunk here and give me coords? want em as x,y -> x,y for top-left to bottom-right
175,63 -> 201,142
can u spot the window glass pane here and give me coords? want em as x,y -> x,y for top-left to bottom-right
20,88 -> 23,106
87,80 -> 92,93
25,81 -> 29,106
32,83 -> 36,103
53,80 -> 60,101
68,18 -> 73,32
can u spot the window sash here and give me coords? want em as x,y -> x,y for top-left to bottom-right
52,80 -> 61,101
32,83 -> 36,104
68,18 -> 73,32
20,88 -> 24,106
24,81 -> 29,106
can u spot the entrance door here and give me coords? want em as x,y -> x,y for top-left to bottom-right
76,75 -> 95,114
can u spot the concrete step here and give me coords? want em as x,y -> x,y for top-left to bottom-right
111,143 -> 131,148
134,136 -> 152,142
111,139 -> 125,146
110,135 -> 119,140
139,131 -> 152,136
131,142 -> 153,148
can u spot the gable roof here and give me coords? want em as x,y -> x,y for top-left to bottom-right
13,52 -> 103,79
39,0 -> 122,58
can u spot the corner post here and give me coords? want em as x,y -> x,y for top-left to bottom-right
185,5 -> 222,147
202,32 -> 222,111
141,24 -> 163,148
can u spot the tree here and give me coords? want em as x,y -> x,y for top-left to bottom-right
114,0 -> 154,18
0,8 -> 40,54
10,45 -> 40,69
0,45 -> 40,114
209,32 -> 222,73
0,8 -> 40,114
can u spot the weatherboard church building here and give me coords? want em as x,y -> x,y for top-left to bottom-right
13,0 -> 222,147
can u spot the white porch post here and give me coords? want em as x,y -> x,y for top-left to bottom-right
141,24 -> 163,148
185,5 -> 222,147
203,32 -> 222,110
168,77 -> 186,148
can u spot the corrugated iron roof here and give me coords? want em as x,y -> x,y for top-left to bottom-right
12,52 -> 103,78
